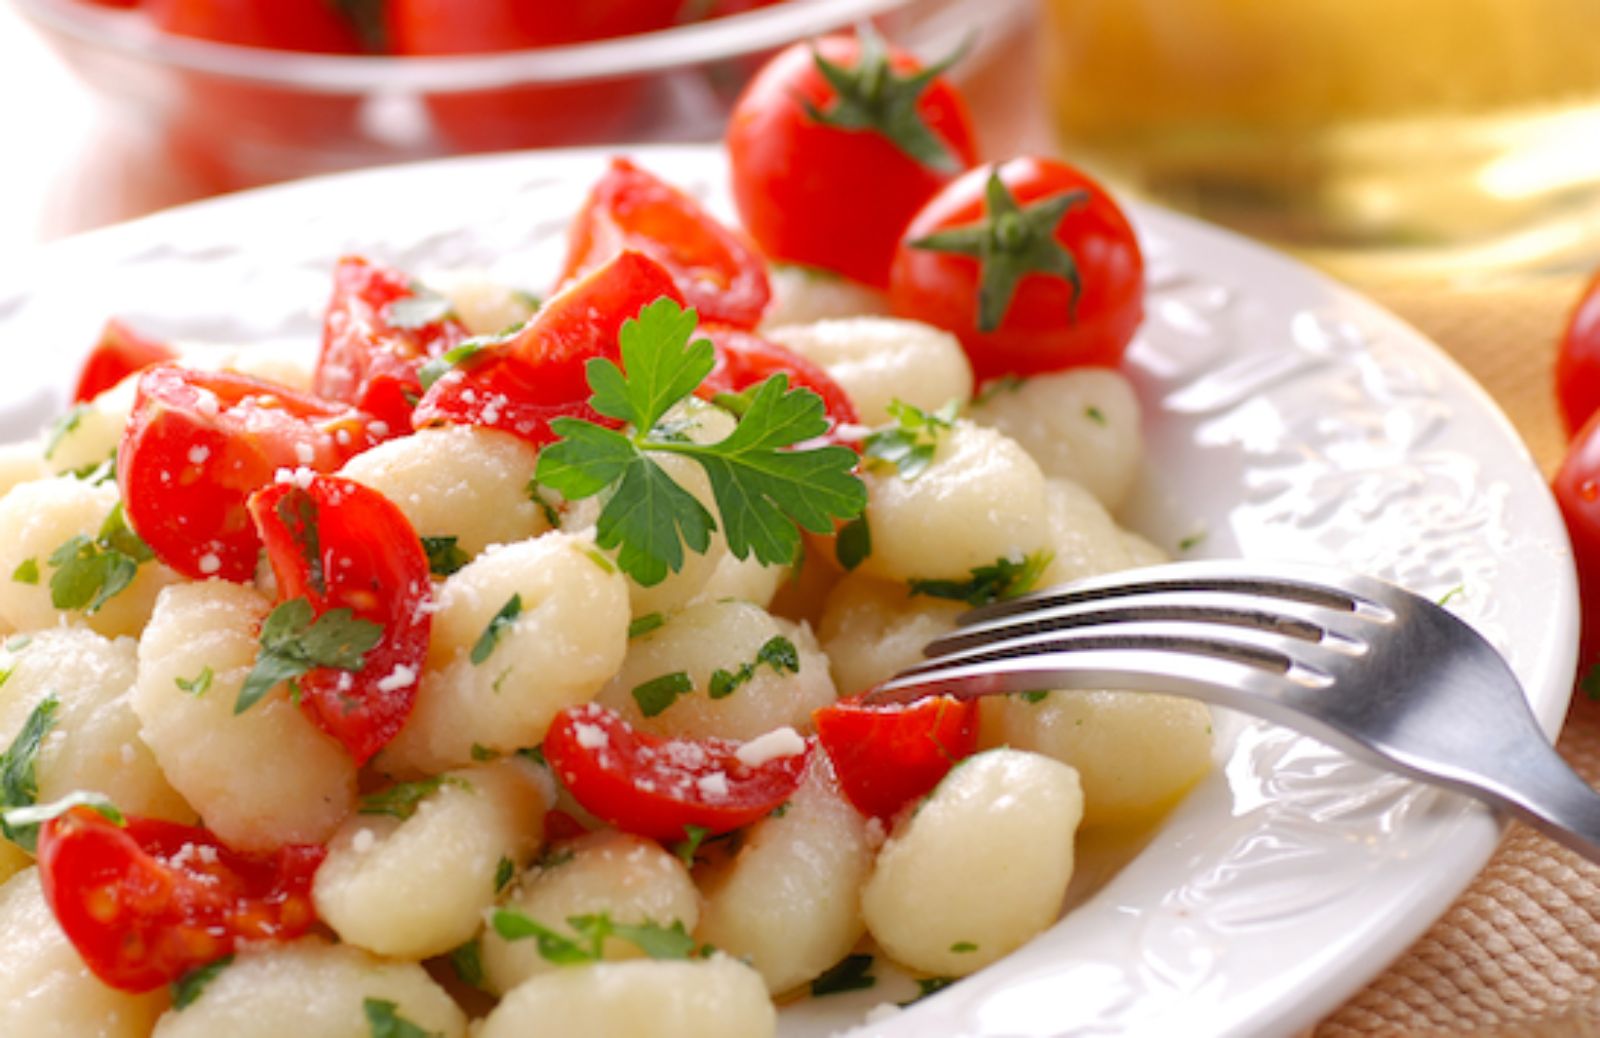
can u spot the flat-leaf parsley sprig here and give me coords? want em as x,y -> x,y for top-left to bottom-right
536,298 -> 867,586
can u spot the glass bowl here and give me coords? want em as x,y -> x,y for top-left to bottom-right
16,0 -> 1031,192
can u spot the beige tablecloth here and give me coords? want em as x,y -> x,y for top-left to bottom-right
1315,275 -> 1600,1037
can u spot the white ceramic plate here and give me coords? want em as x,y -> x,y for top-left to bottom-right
0,146 -> 1577,1038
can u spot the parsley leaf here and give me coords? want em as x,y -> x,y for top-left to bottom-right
491,908 -> 696,965
628,612 -> 666,639
43,404 -> 89,460
10,558 -> 38,585
950,941 -> 978,953
709,635 -> 799,700
66,452 -> 118,485
672,823 -> 711,867
899,976 -> 957,1006
812,953 -> 876,996
447,939 -> 485,989
48,503 -> 155,614
420,536 -> 469,577
495,855 -> 516,893
835,514 -> 871,571
536,297 -> 865,587
175,666 -> 214,696
862,399 -> 959,480
170,954 -> 233,1010
417,340 -> 490,392
358,776 -> 467,821
0,696 -> 60,851
632,671 -> 693,718
471,594 -> 523,665
363,997 -> 441,1038
235,599 -> 384,715
907,551 -> 1054,608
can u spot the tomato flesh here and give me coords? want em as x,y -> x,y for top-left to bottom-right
544,703 -> 812,841
118,365 -> 383,582
145,0 -> 363,51
562,157 -> 771,328
726,34 -> 977,288
73,320 -> 179,404
413,250 -> 683,447
249,476 -> 432,764
315,256 -> 470,433
1557,270 -> 1600,439
696,323 -> 859,432
36,807 -> 324,993
890,157 -> 1145,382
813,694 -> 979,820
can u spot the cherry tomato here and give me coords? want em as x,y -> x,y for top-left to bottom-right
696,324 -> 859,432
726,31 -> 978,288
145,0 -> 363,51
118,365 -> 383,583
37,806 -> 324,993
413,250 -> 683,447
544,703 -> 812,841
562,158 -> 771,328
72,319 -> 178,404
249,476 -> 432,764
1556,270 -> 1600,438
890,157 -> 1144,383
812,694 -> 978,820
386,0 -> 683,152
1554,411 -> 1600,678
315,256 -> 470,433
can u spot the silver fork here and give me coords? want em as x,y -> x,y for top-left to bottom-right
867,559 -> 1600,862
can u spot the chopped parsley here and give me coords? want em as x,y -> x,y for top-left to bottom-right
470,743 -> 499,762
363,997 -> 441,1038
495,855 -> 516,893
811,953 -> 877,996
0,695 -> 59,851
175,666 -> 214,697
835,513 -> 871,571
10,558 -> 38,585
1437,584 -> 1465,607
1017,690 -> 1050,705
628,612 -> 666,639
235,598 -> 383,715
66,452 -> 117,485
862,399 -> 959,480
534,297 -> 865,587
708,635 -> 799,700
491,909 -> 696,965
974,375 -> 1026,404
416,340 -> 490,392
43,403 -> 90,460
471,594 -> 523,665
419,536 -> 469,577
908,551 -> 1054,607
672,823 -> 711,867
358,776 -> 467,821
170,954 -> 233,1010
525,477 -> 563,528
900,976 -> 957,1006
632,671 -> 693,718
950,941 -> 978,953
48,502 -> 155,614
1084,405 -> 1107,426
447,939 -> 485,989
1177,530 -> 1207,552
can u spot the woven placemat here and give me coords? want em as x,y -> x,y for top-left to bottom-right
1314,274 -> 1596,1038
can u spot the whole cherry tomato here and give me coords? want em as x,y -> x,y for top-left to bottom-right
813,694 -> 978,820
889,157 -> 1144,383
413,250 -> 683,447
726,30 -> 977,288
315,256 -> 470,433
37,806 -> 324,993
118,365 -> 384,583
696,324 -> 859,432
544,703 -> 812,842
386,0 -> 683,152
144,0 -> 363,51
1554,410 -> 1600,679
1556,270 -> 1600,438
249,476 -> 432,765
72,319 -> 178,404
562,158 -> 771,328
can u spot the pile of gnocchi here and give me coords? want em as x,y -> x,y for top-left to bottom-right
0,31 -> 1216,1038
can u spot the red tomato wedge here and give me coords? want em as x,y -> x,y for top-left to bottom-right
315,256 -> 471,433
696,324 -> 859,431
118,365 -> 383,583
813,694 -> 979,820
37,806 -> 325,993
562,158 -> 771,328
544,703 -> 812,841
249,476 -> 432,764
73,319 -> 179,404
413,250 -> 683,447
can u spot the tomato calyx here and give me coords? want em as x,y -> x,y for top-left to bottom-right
805,24 -> 969,174
910,167 -> 1090,333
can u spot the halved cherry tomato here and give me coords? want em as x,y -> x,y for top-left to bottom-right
118,365 -> 383,582
72,319 -> 178,404
890,157 -> 1144,382
544,703 -> 812,841
249,476 -> 432,764
696,324 -> 859,432
726,32 -> 978,288
562,158 -> 771,328
413,250 -> 683,447
315,256 -> 470,433
1556,270 -> 1600,439
37,806 -> 325,993
813,694 -> 978,820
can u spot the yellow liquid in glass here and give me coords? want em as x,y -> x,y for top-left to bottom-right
1043,0 -> 1600,274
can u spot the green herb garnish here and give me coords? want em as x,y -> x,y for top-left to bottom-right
862,399 -> 958,480
0,695 -> 59,851
363,997 -> 441,1038
708,635 -> 799,700
420,536 -> 469,577
48,502 -> 155,614
632,671 -> 693,718
175,666 -> 214,697
235,599 -> 383,715
170,954 -> 233,1010
471,594 -> 523,665
908,552 -> 1053,608
10,558 -> 38,585
811,953 -> 877,996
